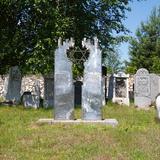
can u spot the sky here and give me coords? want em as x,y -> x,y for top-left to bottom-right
119,0 -> 160,61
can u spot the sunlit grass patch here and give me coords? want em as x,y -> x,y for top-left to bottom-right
0,103 -> 160,160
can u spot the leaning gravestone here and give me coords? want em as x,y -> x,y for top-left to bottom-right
3,66 -> 22,103
54,38 -> 75,120
150,73 -> 160,104
82,37 -> 102,120
43,74 -> 54,108
134,68 -> 151,108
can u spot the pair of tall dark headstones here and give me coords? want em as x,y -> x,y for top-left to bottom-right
54,38 -> 103,120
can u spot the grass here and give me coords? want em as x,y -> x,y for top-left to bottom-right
0,103 -> 160,160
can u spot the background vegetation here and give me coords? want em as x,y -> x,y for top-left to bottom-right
126,6 -> 160,74
0,0 -> 139,76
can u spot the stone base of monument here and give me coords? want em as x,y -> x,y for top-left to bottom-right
37,119 -> 118,127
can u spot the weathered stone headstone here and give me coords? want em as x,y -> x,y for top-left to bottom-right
111,72 -> 130,106
82,37 -> 102,120
54,38 -> 75,120
150,73 -> 160,104
134,68 -> 151,108
32,80 -> 41,108
43,74 -> 54,108
22,91 -> 33,108
3,66 -> 22,103
108,75 -> 114,100
156,94 -> 160,119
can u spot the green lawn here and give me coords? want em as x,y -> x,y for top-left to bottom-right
0,103 -> 160,160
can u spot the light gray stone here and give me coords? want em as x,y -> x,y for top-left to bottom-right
150,73 -> 160,104
54,38 -> 75,120
102,77 -> 106,106
43,74 -> 54,108
3,66 -> 22,103
134,68 -> 151,108
22,90 -> 40,109
23,81 -> 41,109
37,118 -> 118,127
23,92 -> 33,108
156,95 -> 160,119
82,37 -> 102,120
112,72 -> 130,106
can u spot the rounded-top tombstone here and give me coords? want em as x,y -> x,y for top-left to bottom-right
134,68 -> 151,108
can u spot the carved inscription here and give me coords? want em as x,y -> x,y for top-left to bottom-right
135,76 -> 150,96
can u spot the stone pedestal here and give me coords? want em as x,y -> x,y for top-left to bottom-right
37,119 -> 118,127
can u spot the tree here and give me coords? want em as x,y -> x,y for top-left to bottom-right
0,0 -> 73,75
103,48 -> 124,73
0,0 -> 141,75
126,6 -> 160,74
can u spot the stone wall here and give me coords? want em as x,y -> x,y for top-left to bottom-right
0,75 -> 44,98
0,76 -> 5,97
0,74 -> 135,99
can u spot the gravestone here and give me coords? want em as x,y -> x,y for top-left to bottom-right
134,68 -> 151,108
108,75 -> 114,100
22,91 -> 33,108
43,74 -> 54,108
22,81 -> 40,109
3,66 -> 22,103
112,72 -> 130,106
74,80 -> 83,106
150,73 -> 160,104
82,37 -> 102,120
156,94 -> 160,119
54,38 -> 75,120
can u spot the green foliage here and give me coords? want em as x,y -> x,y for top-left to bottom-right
0,104 -> 160,159
0,0 -> 73,74
103,48 -> 124,73
126,6 -> 160,74
0,0 -> 141,75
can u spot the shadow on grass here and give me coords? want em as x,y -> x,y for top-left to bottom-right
154,117 -> 160,124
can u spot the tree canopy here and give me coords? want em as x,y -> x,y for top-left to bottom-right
126,6 -> 160,74
0,0 -> 139,75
